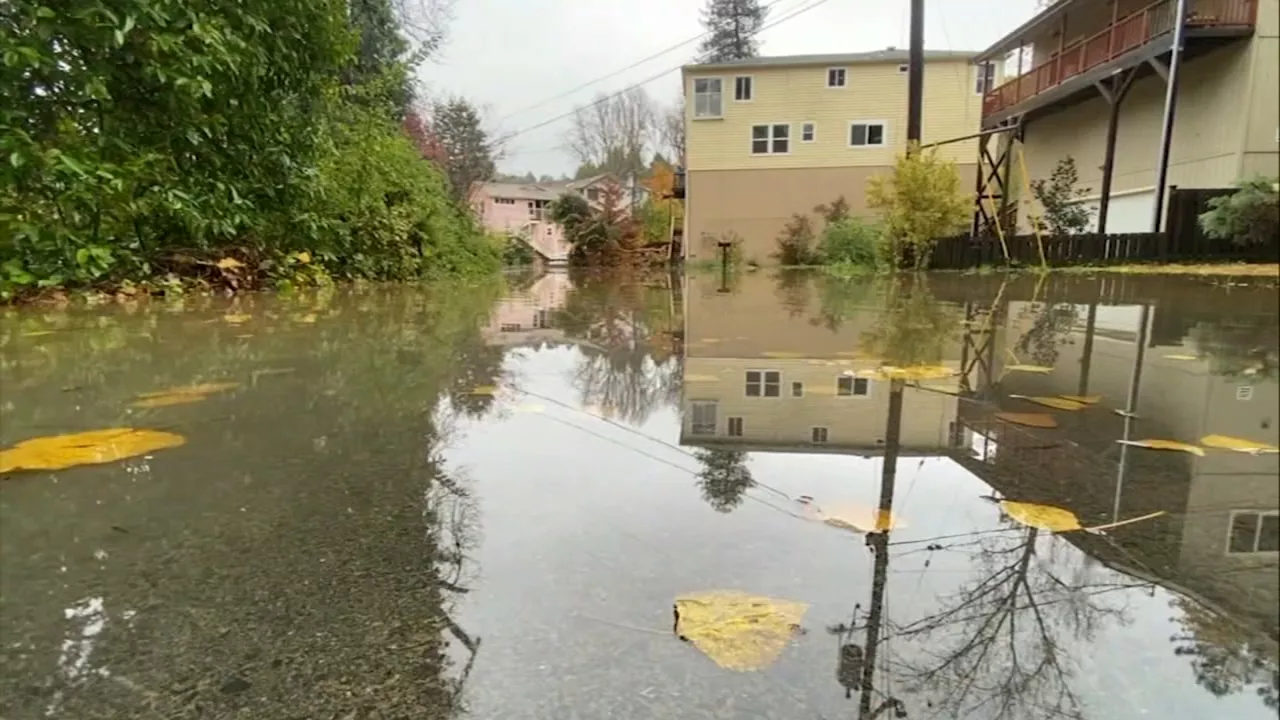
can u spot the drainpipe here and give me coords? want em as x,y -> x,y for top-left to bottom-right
1150,0 -> 1189,232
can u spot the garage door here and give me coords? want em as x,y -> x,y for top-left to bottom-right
1074,190 -> 1158,233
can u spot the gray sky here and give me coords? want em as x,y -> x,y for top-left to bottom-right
418,0 -> 1039,177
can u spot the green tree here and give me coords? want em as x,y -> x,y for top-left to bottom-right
694,449 -> 756,513
432,97 -> 497,206
698,0 -> 769,62
1199,176 -> 1280,247
1029,156 -> 1093,236
866,147 -> 971,271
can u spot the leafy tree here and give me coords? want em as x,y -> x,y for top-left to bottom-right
867,146 -> 971,271
694,449 -> 756,513
814,196 -> 852,225
349,0 -> 413,113
1199,176 -> 1280,247
819,217 -> 881,268
431,97 -> 498,205
1029,156 -> 1094,236
698,0 -> 769,62
774,214 -> 819,265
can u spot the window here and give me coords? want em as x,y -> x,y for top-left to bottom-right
586,187 -> 600,202
1237,385 -> 1254,401
826,67 -> 847,88
693,77 -> 723,118
975,62 -> 996,95
1227,511 -> 1279,554
728,417 -> 744,437
811,427 -> 829,443
499,323 -> 522,332
792,381 -> 804,397
745,370 -> 781,397
898,64 -> 909,74
801,122 -> 816,143
494,197 -> 516,205
734,75 -> 753,101
691,401 -> 717,435
849,122 -> 886,147
837,376 -> 870,397
528,199 -> 550,220
751,124 -> 790,155
546,226 -> 553,236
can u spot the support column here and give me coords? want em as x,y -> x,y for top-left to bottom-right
1096,68 -> 1140,233
1151,0 -> 1190,231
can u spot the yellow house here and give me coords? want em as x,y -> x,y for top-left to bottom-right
680,49 -> 993,263
973,0 -> 1277,233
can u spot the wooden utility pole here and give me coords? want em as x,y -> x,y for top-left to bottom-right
906,0 -> 925,148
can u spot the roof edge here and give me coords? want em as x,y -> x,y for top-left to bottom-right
973,0 -> 1086,63
683,49 -> 982,74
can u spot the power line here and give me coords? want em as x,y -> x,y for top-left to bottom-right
498,0 -> 806,124
497,0 -> 836,146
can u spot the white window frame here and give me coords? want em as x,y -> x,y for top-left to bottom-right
690,400 -> 718,435
826,67 -> 847,88
811,426 -> 830,444
750,123 -> 791,156
692,77 -> 724,119
745,369 -> 782,398
848,120 -> 888,148
975,62 -> 996,95
800,122 -> 816,143
733,75 -> 754,102
1225,510 -> 1279,554
837,376 -> 871,398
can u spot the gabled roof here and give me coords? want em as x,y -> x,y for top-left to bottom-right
476,182 -> 564,202
684,48 -> 980,73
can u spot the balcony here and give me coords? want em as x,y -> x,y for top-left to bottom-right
981,0 -> 1256,123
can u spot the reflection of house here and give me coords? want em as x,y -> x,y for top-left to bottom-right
482,272 -> 571,346
679,273 -> 962,453
974,0 -> 1274,232
473,174 -> 643,262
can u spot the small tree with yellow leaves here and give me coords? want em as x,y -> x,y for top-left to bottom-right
866,145 -> 971,271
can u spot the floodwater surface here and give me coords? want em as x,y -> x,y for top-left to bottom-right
1,269 -> 1277,720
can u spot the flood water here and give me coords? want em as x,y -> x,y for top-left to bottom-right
2,269 -> 1278,720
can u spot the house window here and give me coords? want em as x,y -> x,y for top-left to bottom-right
494,197 -> 516,205
976,62 -> 996,94
1237,385 -> 1254,401
792,381 -> 804,397
801,122 -> 816,143
690,401 -> 718,435
827,67 -> 847,88
751,124 -> 790,155
849,122 -> 886,147
837,376 -> 870,397
693,77 -> 723,118
499,323 -> 522,332
734,76 -> 753,101
586,187 -> 600,202
811,427 -> 829,443
745,370 -> 781,397
898,64 -> 909,73
1227,511 -> 1279,554
727,417 -> 744,437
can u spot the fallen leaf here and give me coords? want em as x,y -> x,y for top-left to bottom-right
1116,438 -> 1205,456
858,365 -> 957,381
1009,395 -> 1086,411
21,330 -> 55,337
762,351 -> 803,359
674,590 -> 808,671
1058,394 -> 1102,404
215,257 -> 244,270
236,334 -> 254,339
1163,354 -> 1199,361
1,428 -> 186,475
1000,501 -> 1083,532
132,392 -> 208,409
1005,364 -> 1054,374
815,502 -> 906,533
137,383 -> 240,399
1199,434 -> 1279,454
293,251 -> 312,264
994,412 -> 1058,429
222,314 -> 252,325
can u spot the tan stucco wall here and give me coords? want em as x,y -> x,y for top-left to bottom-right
1016,41 -> 1259,230
684,163 -> 978,262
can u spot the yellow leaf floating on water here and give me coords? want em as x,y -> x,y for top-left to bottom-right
1005,364 -> 1054,374
21,330 -> 56,337
1164,354 -> 1199,361
858,365 -> 957,382
674,591 -> 808,672
1059,394 -> 1102,405
1009,394 -> 1087,411
0,428 -> 186,475
469,385 -> 498,396
1116,438 -> 1205,456
816,502 -> 906,533
1000,500 -> 1082,532
222,313 -> 252,325
762,351 -> 803,359
1199,434 -> 1279,454
994,412 -> 1059,429
132,392 -> 208,409
133,382 -> 239,409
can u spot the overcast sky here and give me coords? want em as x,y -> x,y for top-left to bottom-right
418,0 -> 1039,177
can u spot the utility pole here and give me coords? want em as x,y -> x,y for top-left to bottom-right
1151,0 -> 1189,231
906,0 -> 925,147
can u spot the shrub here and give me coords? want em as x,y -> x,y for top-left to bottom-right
867,146 -> 970,271
1199,176 -> 1279,247
819,217 -> 881,268
814,196 -> 851,225
501,234 -> 536,265
1030,157 -> 1093,235
774,214 -> 819,265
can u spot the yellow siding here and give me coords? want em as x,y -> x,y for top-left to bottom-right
683,59 -> 989,172
1243,1 -> 1279,175
1018,42 -> 1252,214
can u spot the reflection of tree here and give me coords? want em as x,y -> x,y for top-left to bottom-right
1013,302 -> 1079,368
812,273 -> 877,331
896,525 -> 1135,720
693,449 -> 755,513
859,276 -> 961,366
448,342 -> 508,418
1171,596 -> 1280,710
1187,316 -> 1279,380
575,349 -> 680,425
773,269 -> 813,319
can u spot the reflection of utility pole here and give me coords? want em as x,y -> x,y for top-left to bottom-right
717,239 -> 732,294
1114,304 -> 1152,522
858,379 -> 908,720
1077,300 -> 1099,396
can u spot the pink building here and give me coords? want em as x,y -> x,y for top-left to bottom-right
482,271 -> 573,346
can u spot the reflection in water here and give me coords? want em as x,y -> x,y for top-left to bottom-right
693,449 -> 756,513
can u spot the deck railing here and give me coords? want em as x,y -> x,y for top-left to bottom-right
982,0 -> 1256,117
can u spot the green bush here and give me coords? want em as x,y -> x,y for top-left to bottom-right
774,214 -> 819,265
1199,176 -> 1279,247
501,234 -> 536,265
818,217 -> 881,268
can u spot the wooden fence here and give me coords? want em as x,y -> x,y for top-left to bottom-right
931,186 -> 1278,269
